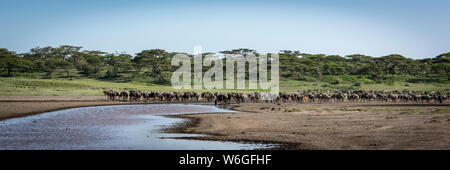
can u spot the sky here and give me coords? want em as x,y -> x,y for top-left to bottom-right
0,0 -> 449,58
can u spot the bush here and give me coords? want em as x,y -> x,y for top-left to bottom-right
369,74 -> 381,81
330,79 -> 340,84
406,79 -> 421,83
354,82 -> 362,86
292,75 -> 309,81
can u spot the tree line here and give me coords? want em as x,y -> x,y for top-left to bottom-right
0,45 -> 449,83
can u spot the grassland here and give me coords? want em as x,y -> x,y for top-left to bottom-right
1,75 -> 449,96
279,79 -> 450,93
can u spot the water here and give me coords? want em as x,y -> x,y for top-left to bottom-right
0,104 -> 271,150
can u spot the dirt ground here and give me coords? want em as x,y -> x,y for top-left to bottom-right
0,96 -> 117,120
169,103 -> 450,150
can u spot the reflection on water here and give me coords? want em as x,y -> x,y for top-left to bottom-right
0,104 -> 271,150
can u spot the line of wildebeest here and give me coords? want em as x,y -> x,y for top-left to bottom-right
103,89 -> 449,105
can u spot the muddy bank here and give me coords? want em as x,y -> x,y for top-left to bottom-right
0,96 -> 134,121
164,114 -> 297,150
167,103 -> 450,150
0,95 -> 106,102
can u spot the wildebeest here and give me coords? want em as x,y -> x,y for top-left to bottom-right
215,92 -> 228,105
101,89 -> 448,104
119,91 -> 129,101
103,90 -> 119,101
202,92 -> 215,102
129,90 -> 142,101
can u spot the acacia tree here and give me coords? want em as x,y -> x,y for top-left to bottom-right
417,58 -> 433,77
75,50 -> 107,76
432,62 -> 450,80
436,52 -> 450,59
398,59 -> 412,77
220,48 -> 256,55
279,50 -> 301,57
43,58 -> 72,77
25,46 -> 80,75
133,49 -> 171,82
53,45 -> 82,62
0,48 -> 31,76
104,53 -> 132,77
432,53 -> 450,80
345,54 -> 373,63
379,54 -> 407,74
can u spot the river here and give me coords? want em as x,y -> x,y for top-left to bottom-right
0,104 -> 271,150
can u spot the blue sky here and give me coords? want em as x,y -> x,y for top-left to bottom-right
0,0 -> 449,58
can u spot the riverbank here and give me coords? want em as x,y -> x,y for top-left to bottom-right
0,96 -> 126,121
167,103 -> 450,150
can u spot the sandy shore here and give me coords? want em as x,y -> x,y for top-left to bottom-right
168,103 -> 450,150
0,96 -> 125,120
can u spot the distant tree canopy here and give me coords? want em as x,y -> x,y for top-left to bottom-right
0,45 -> 449,82
0,48 -> 31,76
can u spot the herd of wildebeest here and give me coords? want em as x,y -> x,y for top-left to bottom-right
103,89 -> 449,105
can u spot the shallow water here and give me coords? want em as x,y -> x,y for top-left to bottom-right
0,104 -> 271,150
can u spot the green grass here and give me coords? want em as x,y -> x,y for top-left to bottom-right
0,77 -> 268,96
279,75 -> 450,93
0,75 -> 449,96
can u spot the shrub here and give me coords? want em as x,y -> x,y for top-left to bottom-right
330,79 -> 340,84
